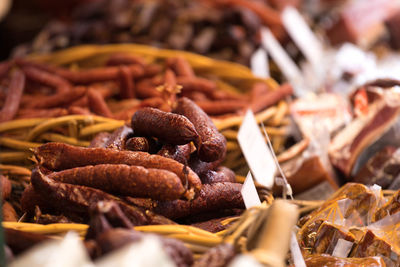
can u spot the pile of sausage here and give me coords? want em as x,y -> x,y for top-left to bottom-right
0,53 -> 291,123
12,0 -> 299,65
20,98 -> 245,230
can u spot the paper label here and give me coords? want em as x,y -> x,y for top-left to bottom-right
282,7 -> 323,68
290,231 -> 306,267
332,238 -> 353,258
241,172 -> 262,209
260,27 -> 304,95
251,47 -> 269,79
238,110 -> 276,188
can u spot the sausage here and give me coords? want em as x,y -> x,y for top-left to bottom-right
193,243 -> 236,267
24,86 -> 86,109
21,66 -> 71,93
20,185 -> 51,214
95,229 -> 193,267
30,168 -> 174,225
131,107 -> 199,145
125,137 -> 159,153
157,144 -> 192,164
104,125 -> 133,150
89,132 -> 111,148
106,54 -> 146,67
189,153 -> 225,177
48,164 -> 186,200
56,65 -> 144,84
17,108 -> 69,119
200,166 -> 236,184
154,182 -> 244,219
166,57 -> 195,77
0,61 -> 10,79
176,77 -> 216,96
67,106 -> 92,115
34,143 -> 202,199
1,175 -> 12,200
87,88 -> 113,117
119,66 -> 136,99
194,100 -> 247,115
5,229 -> 50,255
2,201 -> 18,222
250,83 -> 293,113
175,97 -> 226,162
0,70 -> 26,122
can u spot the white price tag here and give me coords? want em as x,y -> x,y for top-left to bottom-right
241,172 -> 262,209
251,47 -> 269,79
260,27 -> 304,95
238,109 -> 276,188
282,7 -> 323,68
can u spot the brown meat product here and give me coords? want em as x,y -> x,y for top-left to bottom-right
166,57 -> 195,77
154,182 -> 244,219
200,166 -> 236,184
176,77 -> 216,96
2,201 -> 18,222
89,132 -> 111,148
96,228 -> 193,267
324,0 -> 398,47
250,83 -> 293,113
387,11 -> 400,49
276,156 -> 338,196
118,66 -> 135,99
34,143 -> 202,199
48,164 -> 186,200
193,243 -> 236,267
135,79 -> 161,99
56,65 -> 144,84
157,144 -> 192,164
20,185 -> 52,214
72,106 -> 93,116
250,82 -> 271,101
364,78 -> 400,88
125,136 -> 159,153
354,146 -> 400,188
0,70 -> 26,122
194,100 -> 247,116
312,222 -> 355,255
1,175 -> 12,200
352,230 -> 400,266
175,97 -> 226,162
85,201 -> 133,241
373,190 -> 400,222
21,65 -> 71,93
190,216 -> 236,233
139,97 -> 165,109
87,88 -> 113,117
143,64 -> 162,77
106,54 -> 146,67
189,153 -> 225,177
104,125 -> 133,150
30,168 -> 174,225
303,254 -> 386,267
0,61 -> 10,79
5,229 -> 50,255
17,108 -> 69,119
329,101 -> 400,177
131,107 -> 199,145
24,86 -> 86,109
34,206 -> 73,224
